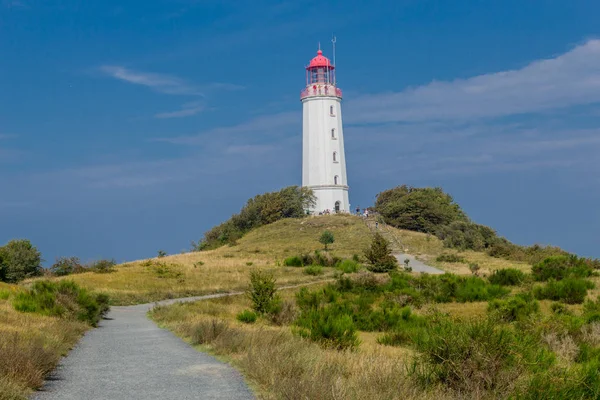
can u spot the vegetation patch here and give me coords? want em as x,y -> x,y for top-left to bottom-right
488,268 -> 526,286
533,278 -> 594,304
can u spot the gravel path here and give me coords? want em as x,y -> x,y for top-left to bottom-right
32,293 -> 254,400
394,253 -> 444,274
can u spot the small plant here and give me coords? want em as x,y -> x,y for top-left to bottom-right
246,261 -> 254,266
304,265 -> 323,276
337,259 -> 360,273
488,268 -> 526,286
193,261 -> 205,268
296,307 -> 360,350
0,289 -> 10,300
403,258 -> 412,272
364,233 -> 398,273
319,231 -> 335,251
157,250 -> 167,258
248,270 -> 279,314
283,256 -> 303,267
236,310 -> 258,323
488,293 -> 539,322
469,263 -> 481,276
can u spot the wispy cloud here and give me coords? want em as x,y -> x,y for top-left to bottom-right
99,66 -> 202,96
154,111 -> 298,145
345,39 -> 600,123
154,101 -> 206,119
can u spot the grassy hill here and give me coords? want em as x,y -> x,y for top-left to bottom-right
49,214 -> 536,305
50,215 -> 372,305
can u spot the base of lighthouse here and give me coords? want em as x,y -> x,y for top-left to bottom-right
307,185 -> 350,214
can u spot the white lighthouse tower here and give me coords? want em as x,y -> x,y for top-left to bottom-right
301,48 -> 350,213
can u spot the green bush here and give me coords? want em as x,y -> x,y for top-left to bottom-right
435,254 -> 466,263
532,255 -> 593,281
518,360 -> 600,400
488,293 -> 539,322
319,231 -> 335,250
0,289 -> 9,300
236,310 -> 258,323
89,259 -> 117,273
337,259 -> 360,273
50,256 -> 85,276
437,221 -> 497,251
195,186 -> 316,250
583,296 -> 600,323
411,318 -> 553,395
489,268 -> 526,286
364,233 -> 398,273
375,185 -> 467,234
283,256 -> 303,267
247,270 -> 279,314
0,239 -> 42,283
304,265 -> 323,276
533,278 -> 594,304
454,276 -> 509,302
296,306 -> 359,350
12,280 -> 109,326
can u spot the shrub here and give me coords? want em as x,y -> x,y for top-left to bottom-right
374,185 -> 467,234
0,239 -> 42,283
337,259 -> 360,273
236,310 -> 258,323
583,296 -> 600,323
12,280 -> 109,326
157,250 -> 167,258
411,318 -> 553,395
50,256 -> 85,276
435,254 -> 466,263
0,289 -> 10,300
533,278 -> 594,304
453,276 -> 509,302
89,259 -> 116,273
295,307 -> 359,350
247,270 -> 279,314
532,255 -> 593,281
304,265 -> 323,276
318,231 -> 335,250
489,268 -> 526,286
195,186 -> 316,250
190,319 -> 229,345
283,256 -> 303,267
488,293 -> 539,322
437,221 -> 498,251
364,233 -> 398,273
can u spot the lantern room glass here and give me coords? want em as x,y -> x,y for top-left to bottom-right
307,67 -> 335,85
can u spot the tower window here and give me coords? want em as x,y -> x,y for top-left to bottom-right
331,128 -> 336,139
330,105 -> 335,116
334,175 -> 339,185
333,152 -> 338,162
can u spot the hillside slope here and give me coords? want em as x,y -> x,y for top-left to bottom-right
54,215 -> 532,305
54,215 -> 371,305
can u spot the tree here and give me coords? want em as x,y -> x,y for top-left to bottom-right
319,231 -> 335,251
51,256 -> 84,276
248,270 -> 280,314
364,233 -> 398,273
374,185 -> 467,234
0,239 -> 42,283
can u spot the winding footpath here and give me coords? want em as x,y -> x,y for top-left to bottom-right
32,293 -> 254,400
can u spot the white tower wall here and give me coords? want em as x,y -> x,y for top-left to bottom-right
302,90 -> 350,213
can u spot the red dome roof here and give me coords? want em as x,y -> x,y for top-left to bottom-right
307,50 -> 334,69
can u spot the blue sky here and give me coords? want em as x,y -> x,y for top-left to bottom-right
1,0 -> 600,264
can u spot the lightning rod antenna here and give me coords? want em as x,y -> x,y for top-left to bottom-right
331,35 -> 337,85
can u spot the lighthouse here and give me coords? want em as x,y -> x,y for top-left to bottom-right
301,48 -> 350,213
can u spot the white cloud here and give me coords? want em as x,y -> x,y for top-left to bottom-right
345,39 -> 600,123
99,66 -> 202,96
154,101 -> 206,119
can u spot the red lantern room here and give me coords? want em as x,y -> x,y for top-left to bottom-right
306,49 -> 336,86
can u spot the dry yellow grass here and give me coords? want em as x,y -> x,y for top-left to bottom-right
51,215 -> 532,305
150,292 -> 454,400
49,215 -> 372,305
0,286 -> 88,400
